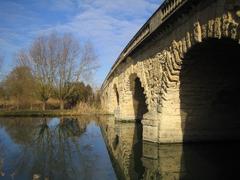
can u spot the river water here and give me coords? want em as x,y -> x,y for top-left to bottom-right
0,116 -> 239,180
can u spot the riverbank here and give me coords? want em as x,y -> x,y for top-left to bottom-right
0,109 -> 109,117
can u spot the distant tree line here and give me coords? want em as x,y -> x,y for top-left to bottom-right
0,32 -> 100,111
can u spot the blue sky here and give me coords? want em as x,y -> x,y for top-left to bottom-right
0,0 -> 162,86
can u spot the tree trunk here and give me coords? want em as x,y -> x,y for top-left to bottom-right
42,101 -> 46,111
60,99 -> 64,110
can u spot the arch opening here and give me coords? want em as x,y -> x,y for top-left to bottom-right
113,84 -> 119,106
180,38 -> 240,142
130,74 -> 148,121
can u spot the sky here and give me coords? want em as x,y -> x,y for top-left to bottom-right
0,0 -> 162,87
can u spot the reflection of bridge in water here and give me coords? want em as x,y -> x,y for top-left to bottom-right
100,116 -> 240,180
1,116 -> 240,179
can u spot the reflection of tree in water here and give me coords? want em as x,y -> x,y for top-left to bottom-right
0,117 -> 39,178
0,117 -> 87,180
0,117 -> 40,145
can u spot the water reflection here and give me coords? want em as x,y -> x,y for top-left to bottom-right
1,116 -> 240,180
29,118 -> 86,179
100,116 -> 240,180
100,117 -> 144,180
0,117 -> 116,180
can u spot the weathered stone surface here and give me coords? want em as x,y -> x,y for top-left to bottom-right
101,0 -> 240,143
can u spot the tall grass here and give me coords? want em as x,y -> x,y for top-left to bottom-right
75,102 -> 104,114
0,102 -> 107,117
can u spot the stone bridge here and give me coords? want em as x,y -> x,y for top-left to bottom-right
101,0 -> 240,143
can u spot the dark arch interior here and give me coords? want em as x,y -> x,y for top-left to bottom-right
113,84 -> 119,106
128,74 -> 147,178
130,74 -> 148,121
180,38 -> 240,142
180,38 -> 240,179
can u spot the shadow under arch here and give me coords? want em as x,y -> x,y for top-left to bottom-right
129,73 -> 149,122
113,84 -> 120,106
126,73 -> 148,179
179,38 -> 240,179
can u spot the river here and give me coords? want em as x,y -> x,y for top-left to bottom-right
0,116 -> 239,180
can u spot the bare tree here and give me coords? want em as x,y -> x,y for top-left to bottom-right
17,35 -> 58,110
17,32 -> 99,110
52,34 -> 79,110
78,41 -> 99,82
53,35 -> 98,109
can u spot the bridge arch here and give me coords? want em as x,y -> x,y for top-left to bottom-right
157,12 -> 240,143
128,73 -> 149,121
113,84 -> 120,106
180,37 -> 240,141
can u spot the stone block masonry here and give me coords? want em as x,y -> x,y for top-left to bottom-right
101,0 -> 240,143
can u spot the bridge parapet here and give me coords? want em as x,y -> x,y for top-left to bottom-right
102,0 -> 188,91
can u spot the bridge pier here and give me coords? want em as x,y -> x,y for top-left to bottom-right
142,112 -> 159,143
158,89 -> 184,143
114,109 -> 159,143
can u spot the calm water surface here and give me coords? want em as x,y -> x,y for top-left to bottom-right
0,117 -> 116,180
0,116 -> 240,180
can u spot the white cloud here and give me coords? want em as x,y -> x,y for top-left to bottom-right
87,0 -> 159,18
45,0 -> 161,85
40,0 -> 161,63
0,0 -> 162,85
